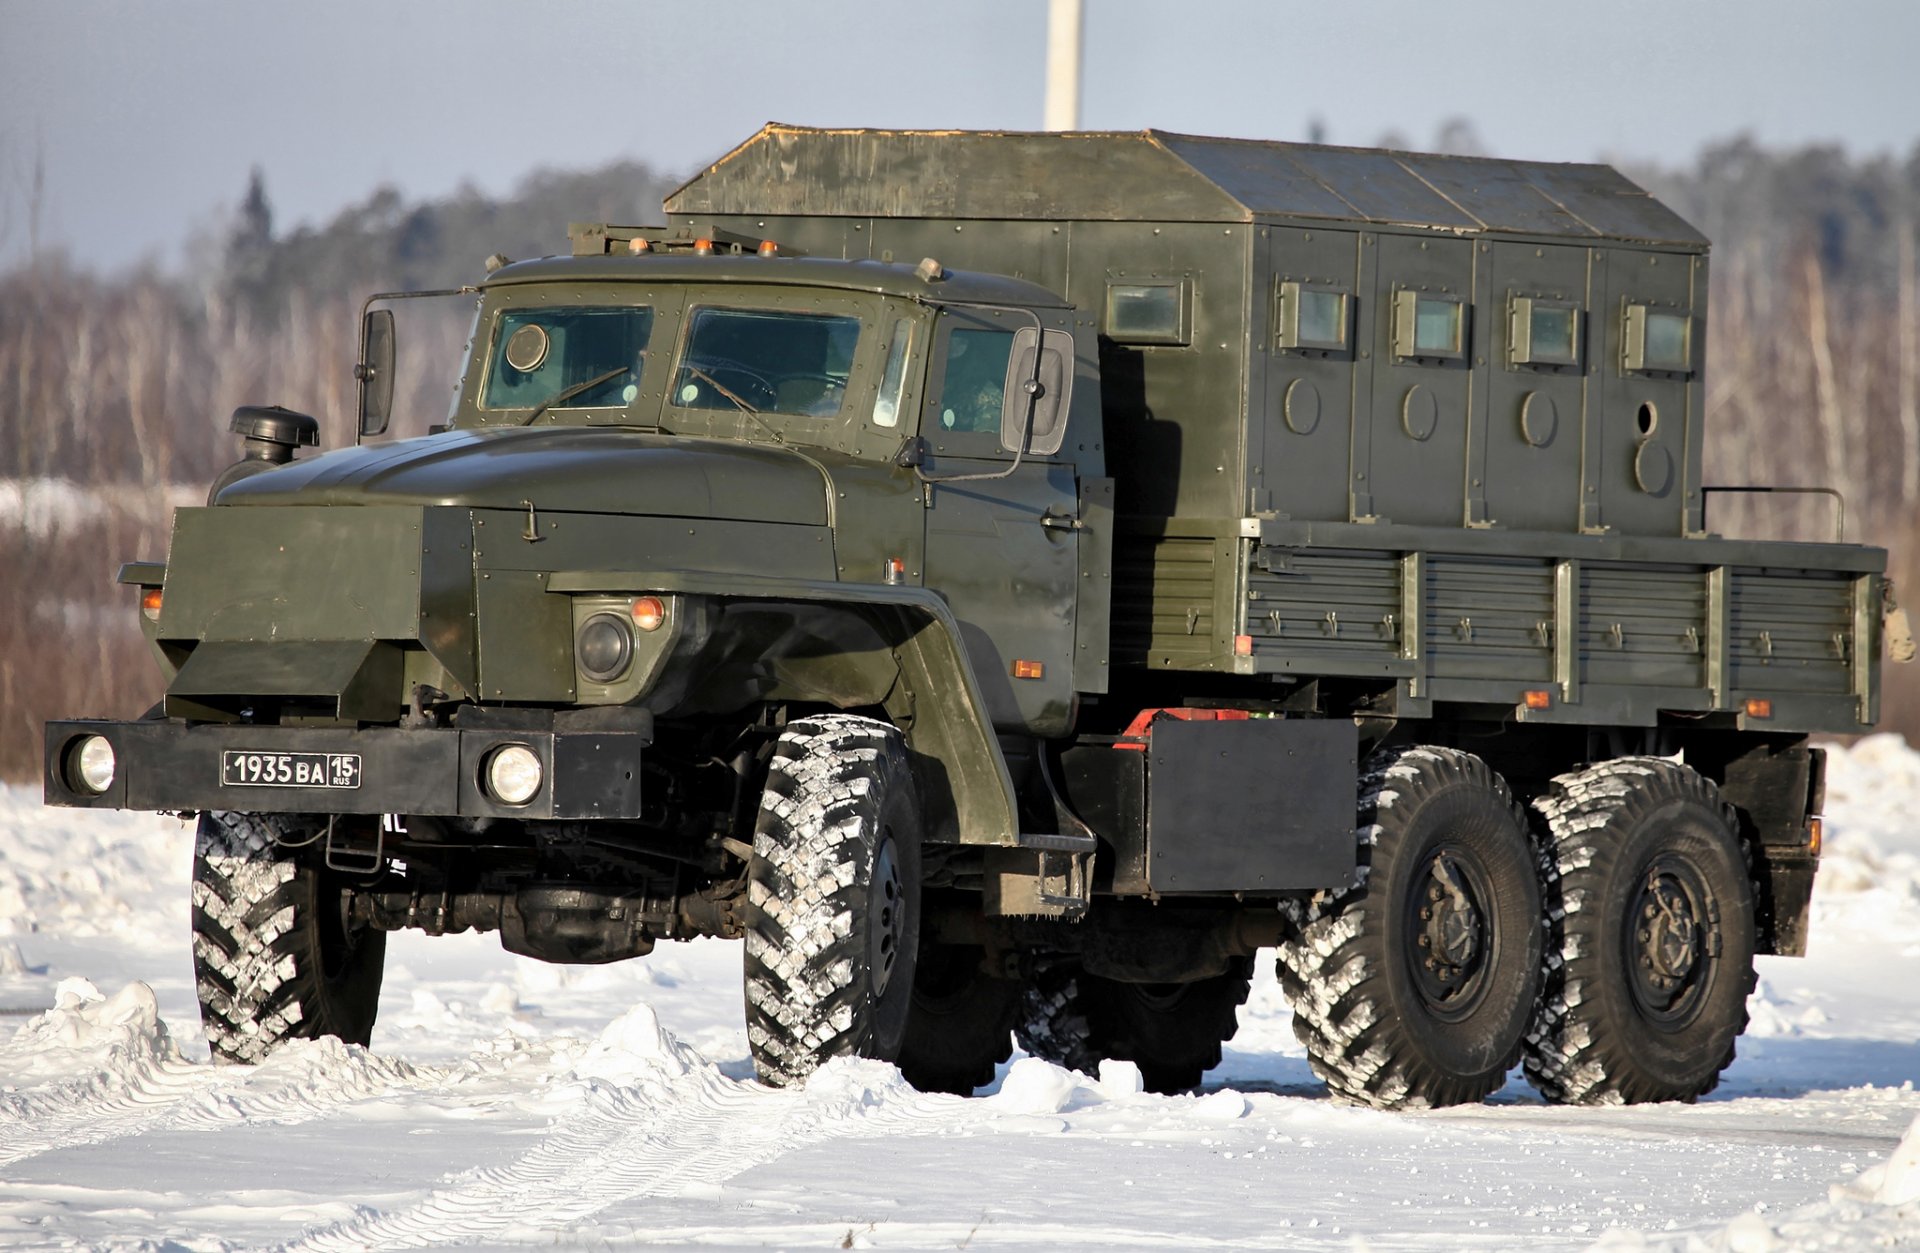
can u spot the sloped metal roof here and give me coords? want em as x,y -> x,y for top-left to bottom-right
666,125 -> 1705,249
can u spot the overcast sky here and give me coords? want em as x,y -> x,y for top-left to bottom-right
3,0 -> 1917,273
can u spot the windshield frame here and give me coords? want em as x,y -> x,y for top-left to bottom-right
656,287 -> 888,447
465,284 -> 684,428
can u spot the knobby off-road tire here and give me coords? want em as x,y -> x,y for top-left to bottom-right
1276,746 -> 1542,1109
1524,757 -> 1756,1105
895,940 -> 1020,1094
1015,961 -> 1254,1093
744,715 -> 923,1087
1015,967 -> 1102,1077
191,811 -> 386,1064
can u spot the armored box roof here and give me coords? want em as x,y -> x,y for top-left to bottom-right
667,125 -> 1705,251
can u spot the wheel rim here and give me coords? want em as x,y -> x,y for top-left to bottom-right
870,834 -> 907,998
1624,854 -> 1714,1028
1406,845 -> 1497,1022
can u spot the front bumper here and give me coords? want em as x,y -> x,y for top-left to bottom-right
44,718 -> 649,820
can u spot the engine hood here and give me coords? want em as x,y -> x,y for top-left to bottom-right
215,427 -> 830,526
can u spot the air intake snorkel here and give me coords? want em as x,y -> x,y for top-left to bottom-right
208,404 -> 320,504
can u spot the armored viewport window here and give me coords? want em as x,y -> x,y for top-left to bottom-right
1509,296 -> 1581,368
1275,281 -> 1351,354
482,306 -> 655,411
936,328 -> 1016,433
871,318 -> 912,428
672,307 -> 863,417
1392,290 -> 1467,362
1623,305 -> 1693,375
1105,281 -> 1190,345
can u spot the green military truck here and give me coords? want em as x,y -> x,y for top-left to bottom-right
46,126 -> 1901,1108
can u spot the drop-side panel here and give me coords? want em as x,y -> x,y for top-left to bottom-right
1581,564 -> 1707,690
1728,570 -> 1853,695
1111,533 -> 1222,670
1423,556 -> 1554,684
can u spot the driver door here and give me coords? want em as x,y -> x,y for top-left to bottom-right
918,310 -> 1080,738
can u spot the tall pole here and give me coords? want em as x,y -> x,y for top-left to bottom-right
1044,0 -> 1083,131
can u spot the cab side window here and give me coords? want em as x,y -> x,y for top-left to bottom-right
935,328 -> 1015,433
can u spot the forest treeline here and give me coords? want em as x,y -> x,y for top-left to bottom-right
3,138 -> 1919,777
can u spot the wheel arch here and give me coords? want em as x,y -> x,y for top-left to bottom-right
550,569 -> 1019,846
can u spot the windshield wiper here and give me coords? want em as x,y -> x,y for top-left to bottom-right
520,366 -> 630,426
683,364 -> 788,446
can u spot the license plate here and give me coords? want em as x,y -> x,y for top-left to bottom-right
221,750 -> 362,790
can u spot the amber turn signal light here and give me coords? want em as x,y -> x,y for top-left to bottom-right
1745,698 -> 1773,719
140,587 -> 163,621
630,596 -> 667,631
1523,689 -> 1552,710
1012,659 -> 1045,680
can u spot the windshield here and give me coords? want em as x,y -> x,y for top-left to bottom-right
483,306 -> 654,411
672,307 -> 862,418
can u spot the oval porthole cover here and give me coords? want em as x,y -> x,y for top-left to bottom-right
1284,378 -> 1321,435
1401,384 -> 1438,441
1520,391 -> 1558,447
1633,439 -> 1674,495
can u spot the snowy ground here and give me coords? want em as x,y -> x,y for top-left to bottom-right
3,741 -> 1919,1250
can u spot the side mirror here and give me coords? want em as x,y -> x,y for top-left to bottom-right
356,308 -> 396,437
999,327 -> 1074,457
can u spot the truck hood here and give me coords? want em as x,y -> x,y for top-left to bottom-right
215,427 -> 830,526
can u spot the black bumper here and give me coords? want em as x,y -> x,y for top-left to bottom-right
44,718 -> 649,820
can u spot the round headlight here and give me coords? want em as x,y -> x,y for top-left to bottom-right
73,735 -> 116,794
485,744 -> 543,806
576,612 -> 634,682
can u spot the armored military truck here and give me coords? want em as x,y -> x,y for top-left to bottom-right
47,126 -> 1898,1108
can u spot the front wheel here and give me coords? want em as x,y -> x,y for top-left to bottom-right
1276,746 -> 1542,1109
191,811 -> 386,1064
743,715 -> 923,1087
1524,758 -> 1755,1104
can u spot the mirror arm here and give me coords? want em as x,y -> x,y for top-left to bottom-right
353,285 -> 480,446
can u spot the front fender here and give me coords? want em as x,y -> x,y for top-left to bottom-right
547,569 -> 1018,846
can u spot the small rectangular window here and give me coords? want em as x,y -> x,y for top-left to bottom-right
1392,290 -> 1467,362
1509,296 -> 1581,368
1275,281 -> 1351,354
871,318 -> 912,428
1623,305 -> 1693,374
1105,281 -> 1190,345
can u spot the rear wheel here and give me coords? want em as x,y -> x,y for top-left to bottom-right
895,940 -> 1019,1094
1524,757 -> 1755,1104
743,715 -> 922,1087
191,811 -> 386,1064
1016,961 -> 1253,1093
1276,746 -> 1542,1109
1015,966 -> 1102,1076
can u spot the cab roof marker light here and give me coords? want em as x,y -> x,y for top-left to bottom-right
693,238 -> 714,256
627,237 -> 651,254
758,240 -> 779,256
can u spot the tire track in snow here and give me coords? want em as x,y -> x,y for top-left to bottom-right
284,1058 -> 971,1251
0,981 -> 524,1168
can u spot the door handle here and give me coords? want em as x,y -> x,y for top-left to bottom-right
1039,505 -> 1082,531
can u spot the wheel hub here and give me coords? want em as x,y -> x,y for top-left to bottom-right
1629,862 -> 1712,1016
869,836 -> 906,997
1409,850 -> 1492,1018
